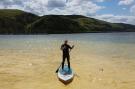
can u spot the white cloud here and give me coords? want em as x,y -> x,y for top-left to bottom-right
69,1 -> 104,15
122,8 -> 126,10
0,0 -> 105,16
94,14 -> 135,25
1,0 -> 135,25
95,0 -> 105,2
130,5 -> 135,15
118,0 -> 134,5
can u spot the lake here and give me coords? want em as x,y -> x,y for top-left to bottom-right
0,32 -> 135,89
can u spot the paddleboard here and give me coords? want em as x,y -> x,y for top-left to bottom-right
58,65 -> 74,84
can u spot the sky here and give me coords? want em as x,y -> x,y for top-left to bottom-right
0,0 -> 135,25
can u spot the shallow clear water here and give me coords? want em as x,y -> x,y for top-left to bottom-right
0,32 -> 135,89
0,32 -> 135,59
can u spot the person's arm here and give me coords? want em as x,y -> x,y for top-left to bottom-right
71,45 -> 74,49
60,44 -> 64,50
68,45 -> 74,51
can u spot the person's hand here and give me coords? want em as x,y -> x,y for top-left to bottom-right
72,45 -> 74,48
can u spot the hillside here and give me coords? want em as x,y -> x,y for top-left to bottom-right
0,9 -> 39,34
27,15 -> 85,34
0,9 -> 135,34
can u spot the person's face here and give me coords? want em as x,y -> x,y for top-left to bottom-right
64,40 -> 68,44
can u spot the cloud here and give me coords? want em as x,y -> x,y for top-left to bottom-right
95,0 -> 105,2
1,0 -> 135,25
130,5 -> 135,15
69,0 -> 105,15
0,0 -> 105,16
93,14 -> 135,25
47,0 -> 66,9
118,0 -> 134,5
122,8 -> 126,10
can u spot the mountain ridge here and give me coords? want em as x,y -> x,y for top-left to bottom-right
0,9 -> 135,34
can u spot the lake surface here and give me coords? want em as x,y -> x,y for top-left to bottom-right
0,32 -> 135,89
0,32 -> 135,59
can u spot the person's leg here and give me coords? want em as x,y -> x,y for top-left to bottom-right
62,55 -> 66,70
67,55 -> 70,69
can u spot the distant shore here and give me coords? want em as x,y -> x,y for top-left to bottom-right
0,31 -> 135,35
0,9 -> 135,34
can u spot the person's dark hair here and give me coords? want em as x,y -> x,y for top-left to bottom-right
64,40 -> 68,44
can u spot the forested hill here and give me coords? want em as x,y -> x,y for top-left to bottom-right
0,9 -> 135,34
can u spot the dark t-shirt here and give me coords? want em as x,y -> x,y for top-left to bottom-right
61,44 -> 72,55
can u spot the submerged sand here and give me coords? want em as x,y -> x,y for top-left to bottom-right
0,34 -> 135,89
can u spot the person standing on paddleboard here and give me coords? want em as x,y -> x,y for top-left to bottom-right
61,40 -> 74,70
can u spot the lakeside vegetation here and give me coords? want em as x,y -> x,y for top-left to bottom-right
0,9 -> 135,34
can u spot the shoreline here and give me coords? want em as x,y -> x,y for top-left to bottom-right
0,31 -> 135,35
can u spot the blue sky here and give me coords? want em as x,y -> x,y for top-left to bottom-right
0,0 -> 135,25
96,0 -> 129,15
97,0 -> 135,15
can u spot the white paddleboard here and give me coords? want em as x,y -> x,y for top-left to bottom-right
58,65 -> 74,84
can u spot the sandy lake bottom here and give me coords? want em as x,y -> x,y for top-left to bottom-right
0,33 -> 135,89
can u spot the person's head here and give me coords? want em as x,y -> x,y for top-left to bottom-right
64,40 -> 68,44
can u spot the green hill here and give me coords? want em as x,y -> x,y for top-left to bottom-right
27,15 -> 85,34
0,9 -> 135,34
0,9 -> 39,34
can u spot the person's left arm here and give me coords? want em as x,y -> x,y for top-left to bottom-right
68,45 -> 74,51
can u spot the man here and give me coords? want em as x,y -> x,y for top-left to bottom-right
61,40 -> 74,70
